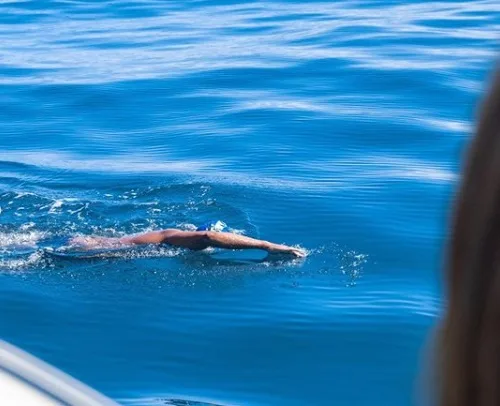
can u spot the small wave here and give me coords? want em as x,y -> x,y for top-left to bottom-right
45,198 -> 80,214
0,151 -> 220,175
321,291 -> 441,318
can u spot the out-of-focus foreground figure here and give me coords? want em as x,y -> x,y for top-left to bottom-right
440,65 -> 500,406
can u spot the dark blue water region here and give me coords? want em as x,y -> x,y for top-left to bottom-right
1,0 -> 499,404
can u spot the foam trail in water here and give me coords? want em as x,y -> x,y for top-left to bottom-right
0,230 -> 47,252
0,251 -> 44,273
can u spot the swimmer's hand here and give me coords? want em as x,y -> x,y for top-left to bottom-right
289,248 -> 307,258
265,243 -> 307,258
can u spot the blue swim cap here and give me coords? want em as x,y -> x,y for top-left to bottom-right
196,220 -> 228,232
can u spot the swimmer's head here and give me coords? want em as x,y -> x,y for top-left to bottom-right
197,220 -> 228,232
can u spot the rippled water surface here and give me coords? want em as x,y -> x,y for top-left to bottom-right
1,1 -> 499,405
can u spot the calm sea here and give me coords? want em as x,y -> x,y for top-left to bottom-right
1,1 -> 499,405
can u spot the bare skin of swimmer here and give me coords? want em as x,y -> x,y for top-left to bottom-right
70,229 -> 306,258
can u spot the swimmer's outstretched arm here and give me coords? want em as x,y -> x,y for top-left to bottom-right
121,229 -> 306,258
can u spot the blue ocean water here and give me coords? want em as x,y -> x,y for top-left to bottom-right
1,0 -> 499,404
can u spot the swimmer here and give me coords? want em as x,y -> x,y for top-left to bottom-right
70,223 -> 306,258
